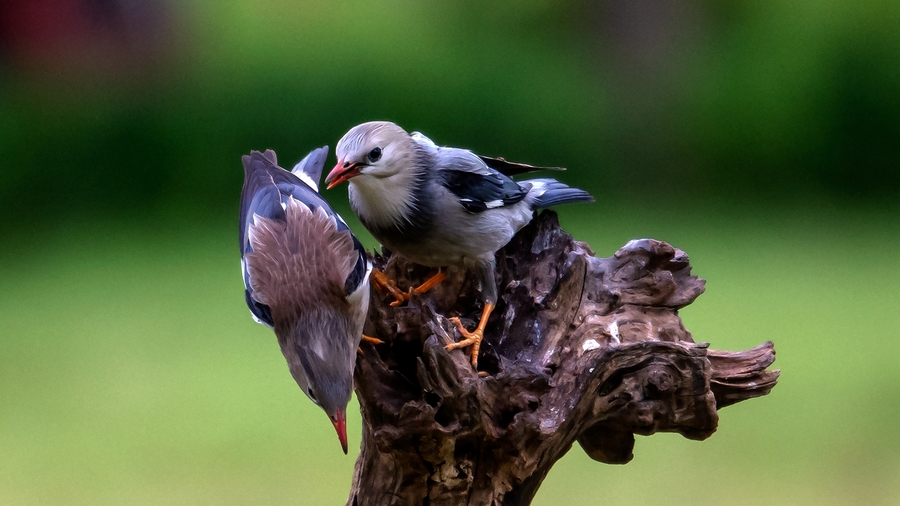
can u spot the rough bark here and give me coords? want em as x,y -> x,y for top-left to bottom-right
350,211 -> 778,506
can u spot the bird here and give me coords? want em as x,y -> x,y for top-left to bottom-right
324,121 -> 593,369
239,146 -> 373,454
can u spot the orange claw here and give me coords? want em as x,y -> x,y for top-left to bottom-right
361,335 -> 384,345
371,269 -> 408,306
371,269 -> 446,307
358,335 -> 384,356
445,302 -> 495,369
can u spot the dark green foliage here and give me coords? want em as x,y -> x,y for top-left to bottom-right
1,1 -> 898,236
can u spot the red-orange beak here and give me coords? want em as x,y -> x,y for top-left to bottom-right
325,160 -> 362,190
330,409 -> 348,455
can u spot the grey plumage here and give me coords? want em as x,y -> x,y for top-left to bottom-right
240,147 -> 370,453
325,121 -> 592,367
290,146 -> 329,191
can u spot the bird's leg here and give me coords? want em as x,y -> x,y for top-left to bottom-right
446,302 -> 495,368
408,270 -> 446,298
392,270 -> 447,307
372,268 -> 447,307
370,269 -> 408,306
357,335 -> 384,356
360,335 -> 384,345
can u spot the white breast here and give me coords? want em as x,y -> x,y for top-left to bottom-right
348,172 -> 419,230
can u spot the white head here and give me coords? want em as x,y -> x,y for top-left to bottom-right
325,121 -> 419,188
326,121 -> 429,228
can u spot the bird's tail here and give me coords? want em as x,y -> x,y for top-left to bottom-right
527,179 -> 594,208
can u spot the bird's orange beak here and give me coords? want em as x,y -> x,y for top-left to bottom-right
325,160 -> 361,190
331,409 -> 348,455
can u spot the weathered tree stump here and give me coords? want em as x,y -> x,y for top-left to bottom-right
350,211 -> 778,506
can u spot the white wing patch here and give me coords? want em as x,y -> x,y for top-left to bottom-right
346,260 -> 372,307
248,309 -> 273,328
292,170 -> 319,192
484,199 -> 504,209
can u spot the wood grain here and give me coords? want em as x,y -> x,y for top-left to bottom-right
350,211 -> 778,506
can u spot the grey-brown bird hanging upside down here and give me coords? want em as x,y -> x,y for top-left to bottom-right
324,121 -> 593,369
240,146 -> 373,454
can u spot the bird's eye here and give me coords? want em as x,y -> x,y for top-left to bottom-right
367,147 -> 382,162
307,388 -> 319,404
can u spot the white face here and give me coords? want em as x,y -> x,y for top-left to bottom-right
355,142 -> 398,179
330,121 -> 423,227
335,122 -> 413,180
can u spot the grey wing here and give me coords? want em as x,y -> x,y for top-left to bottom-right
410,131 -> 440,154
434,147 -> 530,213
410,131 -> 563,176
240,149 -> 347,247
291,145 -> 329,192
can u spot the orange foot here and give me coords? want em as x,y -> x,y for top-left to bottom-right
361,335 -> 384,345
357,334 -> 384,356
371,269 -> 446,307
445,302 -> 495,369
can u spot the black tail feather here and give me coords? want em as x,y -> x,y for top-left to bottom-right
529,179 -> 594,208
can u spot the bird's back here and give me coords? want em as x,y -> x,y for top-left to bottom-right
245,199 -> 358,324
240,150 -> 366,327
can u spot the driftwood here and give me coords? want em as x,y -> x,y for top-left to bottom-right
350,211 -> 778,506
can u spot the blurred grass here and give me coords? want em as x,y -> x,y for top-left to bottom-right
1,204 -> 898,505
0,216 -> 360,505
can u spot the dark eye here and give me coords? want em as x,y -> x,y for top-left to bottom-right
307,387 -> 319,404
367,147 -> 382,162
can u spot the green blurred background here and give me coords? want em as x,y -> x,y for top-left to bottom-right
1,1 -> 898,504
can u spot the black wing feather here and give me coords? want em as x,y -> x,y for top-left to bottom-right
478,155 -> 565,177
440,169 -> 529,213
344,234 -> 368,295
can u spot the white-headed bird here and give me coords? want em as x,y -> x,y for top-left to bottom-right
324,121 -> 593,369
240,147 -> 372,454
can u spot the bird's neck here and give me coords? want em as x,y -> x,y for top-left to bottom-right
349,169 -> 423,231
275,308 -> 353,357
